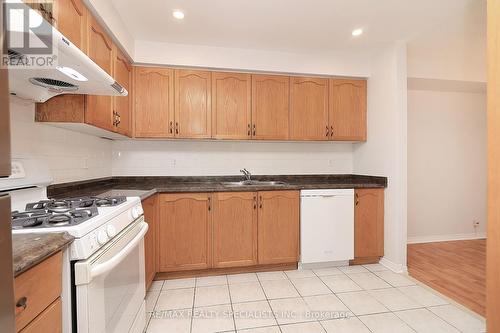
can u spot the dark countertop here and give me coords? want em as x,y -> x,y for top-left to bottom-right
48,174 -> 387,201
12,232 -> 74,277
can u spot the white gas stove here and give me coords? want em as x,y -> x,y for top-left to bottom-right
2,158 -> 147,333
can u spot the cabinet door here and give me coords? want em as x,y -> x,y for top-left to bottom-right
211,72 -> 252,140
55,0 -> 87,52
19,298 -> 61,333
290,77 -> 329,140
159,193 -> 212,272
258,191 -> 299,264
175,70 -> 212,138
142,195 -> 158,290
354,189 -> 384,259
134,67 -> 174,138
113,49 -> 132,136
329,79 -> 367,141
251,75 -> 290,140
212,192 -> 257,268
85,17 -> 114,131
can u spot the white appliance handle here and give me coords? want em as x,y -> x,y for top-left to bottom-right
90,222 -> 148,279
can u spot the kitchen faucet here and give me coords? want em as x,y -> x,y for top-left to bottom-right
240,168 -> 252,181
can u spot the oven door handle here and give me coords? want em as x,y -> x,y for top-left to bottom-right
75,221 -> 148,285
90,222 -> 148,279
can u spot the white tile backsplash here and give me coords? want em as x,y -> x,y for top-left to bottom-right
112,140 -> 354,176
9,99 -> 113,184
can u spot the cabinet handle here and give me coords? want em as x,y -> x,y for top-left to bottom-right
248,124 -> 251,136
259,195 -> 263,209
116,113 -> 121,126
253,124 -> 256,136
326,125 -> 329,137
112,110 -> 118,127
253,196 -> 257,209
169,121 -> 173,134
208,197 -> 211,211
330,126 -> 334,137
16,297 -> 27,311
175,122 -> 179,135
355,193 -> 359,206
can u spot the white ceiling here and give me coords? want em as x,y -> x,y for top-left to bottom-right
110,0 -> 479,53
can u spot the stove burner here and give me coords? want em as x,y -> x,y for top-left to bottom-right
12,196 -> 127,230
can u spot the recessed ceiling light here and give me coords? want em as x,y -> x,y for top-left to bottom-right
352,28 -> 363,37
172,10 -> 185,20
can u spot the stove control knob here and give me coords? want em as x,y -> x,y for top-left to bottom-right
137,205 -> 144,216
106,225 -> 117,238
131,207 -> 140,219
97,230 -> 108,245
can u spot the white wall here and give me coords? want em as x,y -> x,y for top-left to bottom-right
353,43 -> 408,272
134,41 -> 371,78
112,140 -> 353,176
407,89 -> 487,242
9,98 -> 113,184
407,0 -> 486,82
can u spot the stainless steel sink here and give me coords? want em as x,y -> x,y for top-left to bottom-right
220,180 -> 289,187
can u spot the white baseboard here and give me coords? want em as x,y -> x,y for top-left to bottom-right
407,232 -> 487,244
379,257 -> 407,273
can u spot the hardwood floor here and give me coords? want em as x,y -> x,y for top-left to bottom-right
407,239 -> 486,316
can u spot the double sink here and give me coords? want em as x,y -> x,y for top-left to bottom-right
220,180 -> 289,187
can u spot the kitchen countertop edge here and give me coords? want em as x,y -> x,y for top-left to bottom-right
12,232 -> 74,277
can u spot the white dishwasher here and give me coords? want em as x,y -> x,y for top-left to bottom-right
300,189 -> 354,265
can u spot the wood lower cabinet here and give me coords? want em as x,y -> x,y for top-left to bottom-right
211,72 -> 252,140
251,75 -> 290,140
258,191 -> 300,265
159,193 -> 212,272
290,77 -> 329,140
330,79 -> 367,141
14,252 -> 62,332
143,195 -> 158,290
175,70 -> 212,138
134,67 -> 175,138
19,298 -> 61,333
212,192 -> 258,268
353,188 -> 384,263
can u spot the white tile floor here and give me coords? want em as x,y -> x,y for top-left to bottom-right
145,265 -> 486,333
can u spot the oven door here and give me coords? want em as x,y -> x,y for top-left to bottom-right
74,217 -> 148,333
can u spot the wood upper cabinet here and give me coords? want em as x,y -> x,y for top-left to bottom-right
113,48 -> 132,136
158,193 -> 212,272
258,191 -> 299,264
289,77 -> 329,140
85,16 -> 114,131
354,188 -> 384,260
211,72 -> 252,140
143,195 -> 158,290
175,70 -> 212,138
212,192 -> 258,268
54,0 -> 87,52
251,75 -> 290,140
329,79 -> 367,141
134,67 -> 175,138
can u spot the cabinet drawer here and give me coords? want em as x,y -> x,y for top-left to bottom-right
14,252 -> 62,332
19,298 -> 61,333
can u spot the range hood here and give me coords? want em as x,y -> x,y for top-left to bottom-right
6,1 -> 128,102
